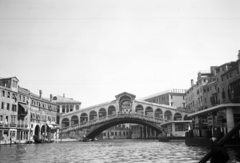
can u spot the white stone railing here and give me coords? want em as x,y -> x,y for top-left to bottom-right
60,112 -> 165,133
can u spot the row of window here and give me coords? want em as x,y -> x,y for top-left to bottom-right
31,99 -> 57,112
1,90 -> 57,112
0,102 -> 17,112
103,131 -> 129,136
61,108 -> 73,113
0,115 -> 27,125
30,113 -> 55,122
59,104 -> 80,112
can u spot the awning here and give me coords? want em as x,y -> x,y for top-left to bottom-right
18,103 -> 28,119
51,121 -> 56,125
47,124 -> 54,128
160,120 -> 192,126
188,103 -> 240,118
19,103 -> 28,112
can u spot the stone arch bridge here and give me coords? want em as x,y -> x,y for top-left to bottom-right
59,92 -> 189,140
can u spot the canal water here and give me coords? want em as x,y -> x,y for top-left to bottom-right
0,139 -> 239,163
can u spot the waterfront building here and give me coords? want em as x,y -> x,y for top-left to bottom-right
141,89 -> 187,109
29,90 -> 58,142
186,50 -> 240,144
0,76 -> 57,144
0,77 -> 29,144
52,95 -> 81,140
185,69 -> 217,113
52,95 -> 81,125
102,124 -> 132,139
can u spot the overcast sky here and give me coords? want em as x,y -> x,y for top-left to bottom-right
0,0 -> 240,108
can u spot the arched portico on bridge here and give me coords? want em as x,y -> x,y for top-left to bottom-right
89,110 -> 97,121
108,106 -> 116,115
80,113 -> 88,123
145,106 -> 153,117
62,118 -> 70,128
99,108 -> 107,119
164,110 -> 172,121
135,105 -> 144,114
71,115 -> 79,126
155,108 -> 163,119
174,113 -> 182,121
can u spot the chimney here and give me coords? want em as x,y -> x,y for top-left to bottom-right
63,93 -> 65,97
39,90 -> 42,99
191,79 -> 194,86
50,94 -> 52,102
238,50 -> 240,60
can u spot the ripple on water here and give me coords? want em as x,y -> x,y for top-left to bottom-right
0,140 -> 237,163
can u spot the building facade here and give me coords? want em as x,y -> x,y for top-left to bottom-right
0,77 -> 57,144
29,91 -> 58,142
141,89 -> 187,109
52,95 -> 81,125
187,50 -> 240,139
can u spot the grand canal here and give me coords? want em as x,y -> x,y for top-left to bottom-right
0,139 -> 239,163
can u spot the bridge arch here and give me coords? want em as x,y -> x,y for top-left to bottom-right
173,112 -> 182,121
86,118 -> 162,139
135,105 -> 144,114
99,108 -> 107,119
164,110 -> 172,121
62,118 -> 70,128
71,115 -> 79,126
108,106 -> 116,115
145,106 -> 153,117
89,110 -> 97,121
80,113 -> 88,123
155,108 -> 163,119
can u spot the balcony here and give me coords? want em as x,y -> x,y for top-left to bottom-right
21,124 -> 24,128
0,123 -> 3,127
17,124 -> 20,127
25,124 -> 28,128
10,123 -> 16,127
4,124 -> 9,127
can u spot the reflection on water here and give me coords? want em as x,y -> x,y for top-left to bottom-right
0,139 -> 239,163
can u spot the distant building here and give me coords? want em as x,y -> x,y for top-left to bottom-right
102,124 -> 131,139
140,89 -> 187,109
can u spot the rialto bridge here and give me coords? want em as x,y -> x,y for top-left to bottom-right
59,92 -> 190,140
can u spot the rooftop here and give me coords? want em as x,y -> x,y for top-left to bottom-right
52,95 -> 81,104
139,89 -> 187,100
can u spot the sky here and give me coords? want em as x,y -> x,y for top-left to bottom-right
0,0 -> 240,108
